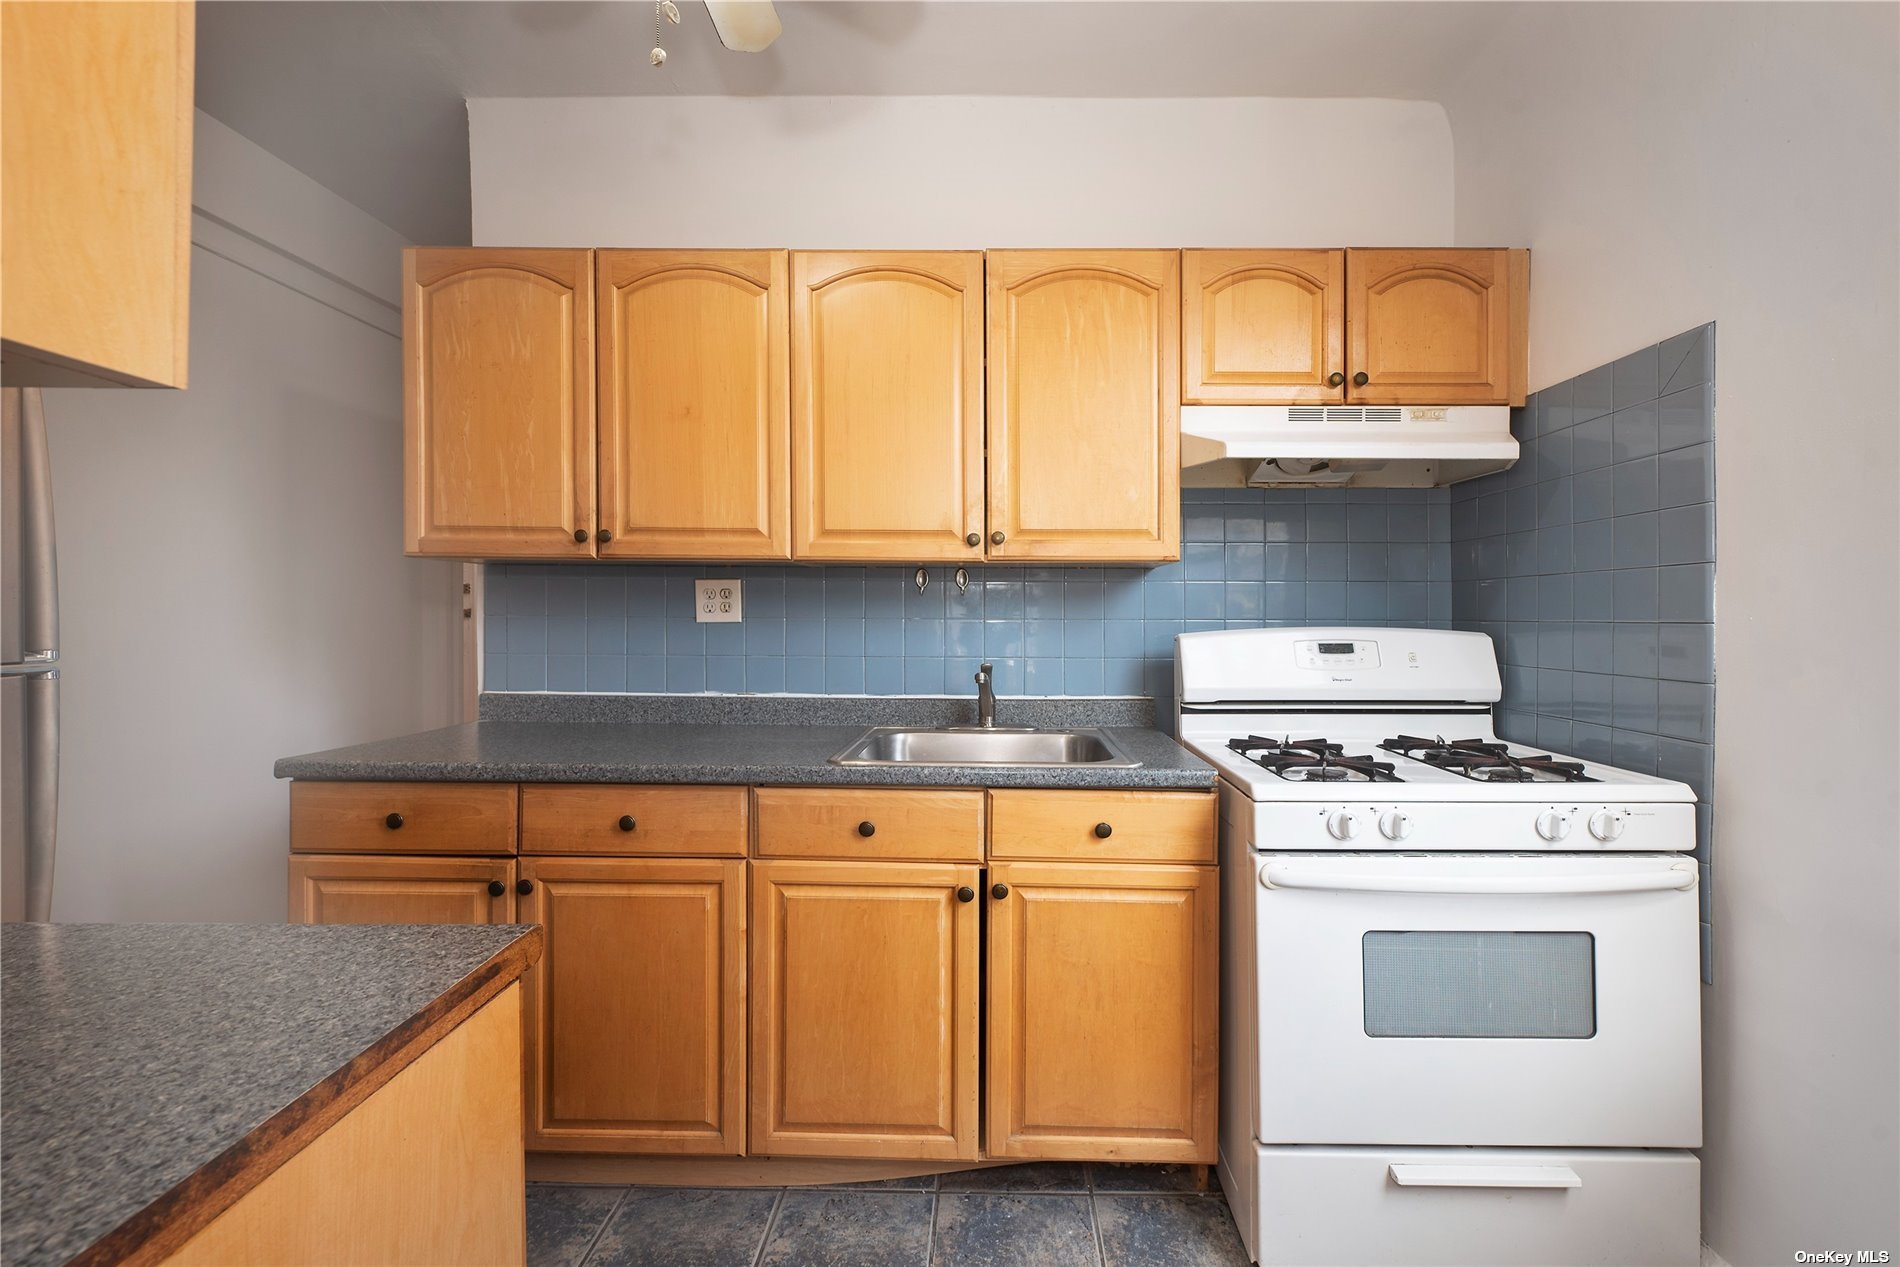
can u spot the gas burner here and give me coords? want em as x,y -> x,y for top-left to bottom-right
1226,735 -> 1403,783
1378,735 -> 1598,784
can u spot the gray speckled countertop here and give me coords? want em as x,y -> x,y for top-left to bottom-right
273,694 -> 1212,790
1,922 -> 538,1267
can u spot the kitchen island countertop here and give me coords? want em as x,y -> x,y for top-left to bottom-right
0,922 -> 540,1267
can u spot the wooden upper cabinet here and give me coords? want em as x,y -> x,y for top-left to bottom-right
288,855 -> 515,926
791,252 -> 985,562
403,248 -> 595,558
1,0 -> 194,388
987,862 -> 1218,1163
519,857 -> 747,1155
1182,250 -> 1345,404
987,250 -> 1181,562
1346,248 -> 1528,406
751,860 -> 981,1160
596,251 -> 791,560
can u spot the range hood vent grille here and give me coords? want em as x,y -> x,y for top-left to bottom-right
1286,405 -> 1406,424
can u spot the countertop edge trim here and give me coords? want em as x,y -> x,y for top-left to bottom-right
66,927 -> 544,1267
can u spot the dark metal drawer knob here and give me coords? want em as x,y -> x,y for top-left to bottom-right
1327,371 -> 1345,387
618,815 -> 637,832
966,532 -> 981,547
384,813 -> 404,830
598,529 -> 612,544
990,530 -> 1006,545
991,883 -> 1010,900
857,820 -> 876,837
516,879 -> 534,895
487,880 -> 506,897
574,528 -> 588,543
956,886 -> 975,903
1094,822 -> 1114,839
1352,371 -> 1370,387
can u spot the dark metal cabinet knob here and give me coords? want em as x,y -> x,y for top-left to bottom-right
966,532 -> 981,547
487,880 -> 506,897
598,529 -> 613,544
516,879 -> 534,896
1327,371 -> 1346,387
384,813 -> 404,830
1352,371 -> 1370,387
956,886 -> 976,903
574,528 -> 588,543
991,883 -> 1010,900
857,820 -> 876,838
618,815 -> 637,832
1094,822 -> 1114,839
990,530 -> 1006,545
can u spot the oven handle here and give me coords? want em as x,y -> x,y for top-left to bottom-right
1388,1163 -> 1582,1189
1261,861 -> 1697,895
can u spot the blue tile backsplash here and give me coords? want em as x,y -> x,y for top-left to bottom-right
483,486 -> 1454,716
1450,322 -> 1717,980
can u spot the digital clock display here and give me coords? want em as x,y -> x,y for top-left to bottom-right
1317,642 -> 1356,655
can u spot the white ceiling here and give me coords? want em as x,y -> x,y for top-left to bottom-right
195,1 -> 1502,243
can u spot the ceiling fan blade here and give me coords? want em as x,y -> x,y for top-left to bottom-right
704,0 -> 781,52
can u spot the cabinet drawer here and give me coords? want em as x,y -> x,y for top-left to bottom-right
289,782 -> 517,856
289,855 -> 516,924
989,790 -> 1215,863
754,788 -> 985,862
520,784 -> 748,856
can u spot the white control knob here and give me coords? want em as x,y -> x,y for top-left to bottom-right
1535,810 -> 1573,842
1588,810 -> 1627,842
1326,810 -> 1361,841
1378,811 -> 1413,841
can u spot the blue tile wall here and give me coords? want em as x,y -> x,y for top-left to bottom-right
1451,322 -> 1717,981
483,487 -> 1454,717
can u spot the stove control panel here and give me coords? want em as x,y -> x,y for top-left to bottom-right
1295,639 -> 1380,670
1254,800 -> 1696,852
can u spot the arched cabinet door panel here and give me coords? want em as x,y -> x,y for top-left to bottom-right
987,250 -> 1181,563
1182,249 -> 1345,404
404,248 -> 595,558
597,250 -> 791,560
1346,248 -> 1528,406
791,251 -> 984,562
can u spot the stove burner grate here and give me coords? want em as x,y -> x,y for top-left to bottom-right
1378,735 -> 1598,784
1226,735 -> 1403,783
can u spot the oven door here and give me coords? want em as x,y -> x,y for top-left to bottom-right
1254,852 -> 1701,1148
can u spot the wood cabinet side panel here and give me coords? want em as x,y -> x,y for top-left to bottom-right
161,987 -> 526,1267
1,0 -> 193,388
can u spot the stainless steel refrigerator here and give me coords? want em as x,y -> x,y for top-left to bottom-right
2,387 -> 60,922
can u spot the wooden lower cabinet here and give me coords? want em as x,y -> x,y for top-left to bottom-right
986,861 -> 1218,1162
288,854 -> 515,924
518,857 -> 747,1154
750,860 -> 982,1160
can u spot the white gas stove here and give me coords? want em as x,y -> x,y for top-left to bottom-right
1176,627 -> 1702,1267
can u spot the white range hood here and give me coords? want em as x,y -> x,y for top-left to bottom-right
1181,404 -> 1518,489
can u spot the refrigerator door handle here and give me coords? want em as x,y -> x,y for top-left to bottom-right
7,387 -> 61,921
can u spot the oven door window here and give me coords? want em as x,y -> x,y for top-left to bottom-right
1362,931 -> 1597,1039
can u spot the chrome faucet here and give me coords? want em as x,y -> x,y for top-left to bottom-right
974,662 -> 996,728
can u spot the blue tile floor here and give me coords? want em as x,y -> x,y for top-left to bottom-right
528,1163 -> 1248,1267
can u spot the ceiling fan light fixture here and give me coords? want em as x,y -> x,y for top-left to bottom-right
705,0 -> 782,52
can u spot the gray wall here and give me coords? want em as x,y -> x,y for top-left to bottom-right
30,117 -> 462,922
1451,324 -> 1716,979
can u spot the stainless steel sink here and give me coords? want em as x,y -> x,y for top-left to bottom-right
828,726 -> 1140,768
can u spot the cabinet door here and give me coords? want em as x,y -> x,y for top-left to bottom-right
1182,250 -> 1345,404
596,250 -> 791,560
791,251 -> 985,562
987,250 -> 1180,562
1345,248 -> 1528,406
1,0 -> 194,388
751,860 -> 980,1159
403,248 -> 594,558
519,857 -> 747,1154
988,862 -> 1217,1162
289,854 -> 514,924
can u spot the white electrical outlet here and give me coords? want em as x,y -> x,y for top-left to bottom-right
695,579 -> 742,623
